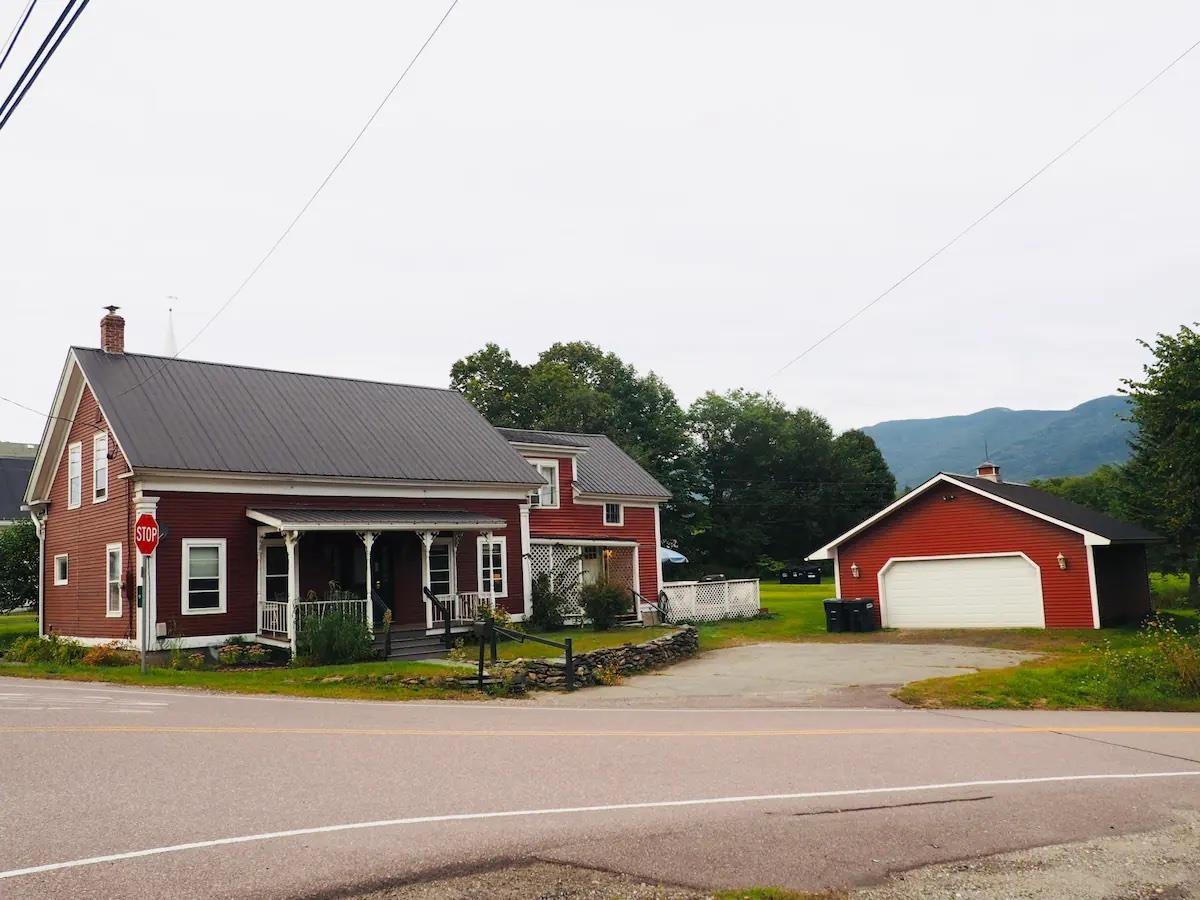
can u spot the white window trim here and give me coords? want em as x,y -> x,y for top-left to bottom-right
53,553 -> 69,585
67,442 -> 82,509
477,535 -> 509,599
428,538 -> 457,597
92,433 -> 109,504
105,543 -> 122,617
526,459 -> 560,510
603,502 -> 624,527
260,537 -> 288,605
181,538 -> 228,616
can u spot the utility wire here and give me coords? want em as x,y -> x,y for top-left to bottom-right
110,0 -> 461,401
0,0 -> 89,131
0,0 -> 38,74
772,34 -> 1200,377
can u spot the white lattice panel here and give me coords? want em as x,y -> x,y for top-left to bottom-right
661,579 -> 760,622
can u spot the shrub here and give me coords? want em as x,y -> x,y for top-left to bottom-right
593,662 -> 623,686
581,579 -> 628,631
217,644 -> 244,666
1092,615 -> 1200,707
530,573 -> 568,631
5,634 -> 86,664
244,644 -> 270,665
81,641 -> 135,667
296,610 -> 374,666
186,652 -> 207,670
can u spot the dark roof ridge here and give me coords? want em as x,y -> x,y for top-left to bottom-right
71,347 -> 461,395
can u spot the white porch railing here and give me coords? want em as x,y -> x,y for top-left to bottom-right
294,597 -> 369,634
427,591 -> 489,628
259,600 -> 289,634
661,579 -> 761,622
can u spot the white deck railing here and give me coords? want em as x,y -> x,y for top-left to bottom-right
259,600 -> 289,634
292,597 -> 369,635
427,591 -> 489,628
661,578 -> 761,622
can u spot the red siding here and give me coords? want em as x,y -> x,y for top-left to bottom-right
43,387 -> 134,639
149,492 -> 526,637
525,454 -> 661,598
837,482 -> 1094,628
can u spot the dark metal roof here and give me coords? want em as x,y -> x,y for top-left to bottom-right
496,428 -> 670,500
74,349 -> 543,486
952,474 -> 1162,543
0,456 -> 34,522
246,508 -> 507,530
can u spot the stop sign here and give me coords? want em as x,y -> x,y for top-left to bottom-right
134,513 -> 160,556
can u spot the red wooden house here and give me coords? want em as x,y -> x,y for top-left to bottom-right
21,310 -> 669,656
809,463 -> 1161,629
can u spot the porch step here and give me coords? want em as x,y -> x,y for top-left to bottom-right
372,630 -> 450,662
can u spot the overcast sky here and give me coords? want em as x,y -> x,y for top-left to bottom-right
1,1 -> 1197,443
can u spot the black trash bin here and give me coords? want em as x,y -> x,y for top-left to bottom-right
842,598 -> 877,633
822,598 -> 845,633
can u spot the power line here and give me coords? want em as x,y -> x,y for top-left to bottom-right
0,0 -> 90,132
0,0 -> 38,74
110,0 -> 461,401
772,34 -> 1200,377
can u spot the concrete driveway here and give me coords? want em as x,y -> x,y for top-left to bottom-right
535,642 -> 1037,708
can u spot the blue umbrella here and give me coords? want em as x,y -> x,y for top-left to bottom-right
659,546 -> 688,564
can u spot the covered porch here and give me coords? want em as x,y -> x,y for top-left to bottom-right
528,538 -> 641,622
248,508 -> 510,653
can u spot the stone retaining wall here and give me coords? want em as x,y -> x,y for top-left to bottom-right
497,625 -> 698,690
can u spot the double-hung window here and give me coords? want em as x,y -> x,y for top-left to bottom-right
182,539 -> 226,614
263,543 -> 288,602
478,536 -> 507,599
105,544 -> 122,617
528,460 -> 558,508
54,554 -> 69,585
93,433 -> 109,502
67,442 -> 82,509
603,502 -> 623,526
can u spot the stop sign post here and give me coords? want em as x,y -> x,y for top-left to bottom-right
134,513 -> 159,673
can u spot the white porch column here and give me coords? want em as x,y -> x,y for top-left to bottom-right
417,531 -> 435,629
284,530 -> 301,656
358,531 -> 379,626
29,507 -> 47,637
519,505 -> 532,620
134,494 -> 160,650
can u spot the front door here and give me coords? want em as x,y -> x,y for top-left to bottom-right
581,546 -> 605,586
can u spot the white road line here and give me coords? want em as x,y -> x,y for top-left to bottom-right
2,770 -> 1197,881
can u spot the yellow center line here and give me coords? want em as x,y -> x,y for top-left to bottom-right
1,724 -> 1199,737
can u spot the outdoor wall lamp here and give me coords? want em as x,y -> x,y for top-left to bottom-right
850,563 -> 860,578
1057,553 -> 1068,571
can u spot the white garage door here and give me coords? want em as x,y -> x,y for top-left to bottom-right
880,555 -> 1045,628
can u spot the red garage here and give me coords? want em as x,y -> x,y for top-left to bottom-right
808,463 -> 1161,629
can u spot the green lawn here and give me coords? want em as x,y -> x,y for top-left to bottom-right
492,625 -> 677,660
0,658 -> 477,701
0,611 -> 37,649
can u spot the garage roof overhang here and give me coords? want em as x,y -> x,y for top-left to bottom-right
807,472 -> 1118,560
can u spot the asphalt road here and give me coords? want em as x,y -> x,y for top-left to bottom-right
2,676 -> 1199,899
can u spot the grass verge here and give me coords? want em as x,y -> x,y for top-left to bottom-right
0,611 -> 37,650
0,658 -> 477,701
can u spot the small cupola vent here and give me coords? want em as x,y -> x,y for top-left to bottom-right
976,461 -> 1001,483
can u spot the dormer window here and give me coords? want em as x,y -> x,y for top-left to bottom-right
528,460 -> 559,509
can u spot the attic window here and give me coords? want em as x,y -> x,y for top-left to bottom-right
93,433 -> 109,502
603,502 -> 623,526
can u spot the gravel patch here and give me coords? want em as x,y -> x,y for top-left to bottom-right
351,861 -> 707,899
854,813 -> 1200,899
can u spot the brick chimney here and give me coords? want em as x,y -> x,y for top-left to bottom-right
976,461 -> 1001,482
101,306 -> 125,354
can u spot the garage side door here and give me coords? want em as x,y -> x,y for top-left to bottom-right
880,555 -> 1044,628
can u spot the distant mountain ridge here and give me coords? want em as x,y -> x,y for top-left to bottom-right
863,396 -> 1135,488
